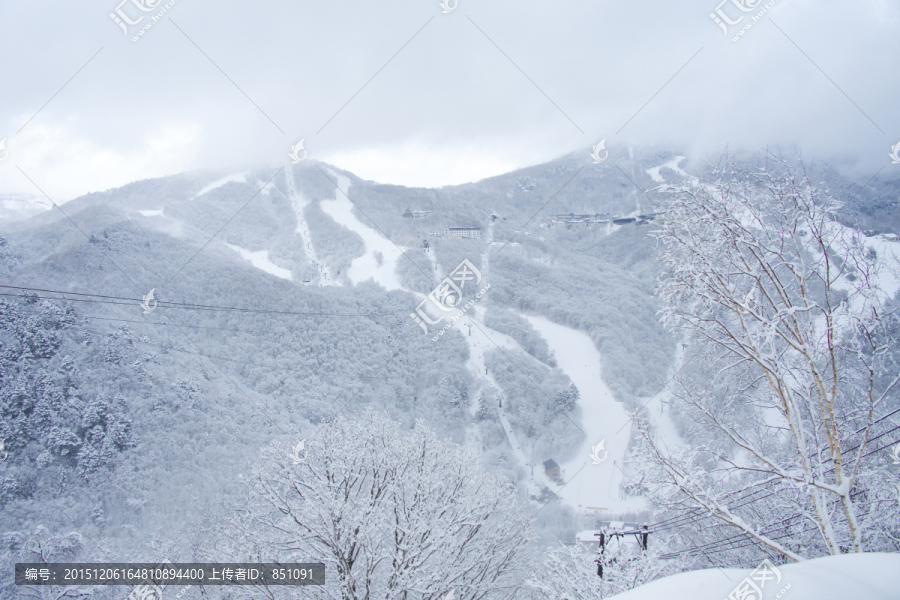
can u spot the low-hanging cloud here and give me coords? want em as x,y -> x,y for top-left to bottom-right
0,0 -> 897,200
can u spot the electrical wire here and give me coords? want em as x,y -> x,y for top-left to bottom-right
647,406 -> 900,534
0,284 -> 404,318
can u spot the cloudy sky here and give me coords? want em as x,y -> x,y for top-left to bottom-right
0,0 -> 897,200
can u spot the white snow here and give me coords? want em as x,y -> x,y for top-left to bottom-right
138,209 -> 164,217
319,170 -> 406,291
451,304 -> 558,494
0,194 -> 53,222
646,156 -> 692,183
285,167 -> 334,286
639,343 -> 686,451
868,235 -> 900,299
524,315 -> 644,515
192,171 -> 249,200
225,242 -> 292,280
610,552 -> 900,600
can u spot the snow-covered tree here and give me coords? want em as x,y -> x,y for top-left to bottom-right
640,154 -> 900,561
525,536 -> 687,599
553,383 -> 579,414
224,409 -> 534,600
0,525 -> 93,599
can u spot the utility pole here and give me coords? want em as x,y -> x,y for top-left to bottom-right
595,530 -> 606,578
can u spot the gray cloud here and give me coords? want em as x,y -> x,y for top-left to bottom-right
0,0 -> 897,200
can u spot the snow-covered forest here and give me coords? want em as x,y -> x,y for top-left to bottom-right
1,148 -> 899,599
2,1 -> 900,597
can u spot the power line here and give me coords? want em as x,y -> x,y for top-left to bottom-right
658,512 -> 806,559
653,440 -> 900,560
0,284 -> 403,318
647,405 -> 900,533
83,315 -> 304,336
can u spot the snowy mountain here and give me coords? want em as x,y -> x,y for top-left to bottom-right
1,147 -> 898,598
0,193 -> 52,225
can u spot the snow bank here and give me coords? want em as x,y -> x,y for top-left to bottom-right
609,553 -> 900,600
225,242 -> 292,280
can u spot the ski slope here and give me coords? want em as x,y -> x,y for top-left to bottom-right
285,166 -> 334,286
646,156 -> 692,183
225,242 -> 292,280
455,304 -> 559,494
192,171 -> 249,200
524,315 -> 644,515
319,170 -> 406,291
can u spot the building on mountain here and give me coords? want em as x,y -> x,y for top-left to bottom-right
546,213 -> 611,228
543,459 -> 560,479
403,208 -> 433,218
430,227 -> 481,239
544,212 -> 666,228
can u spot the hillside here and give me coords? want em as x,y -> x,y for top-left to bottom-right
1,147 -> 898,597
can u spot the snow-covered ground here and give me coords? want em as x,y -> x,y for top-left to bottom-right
610,552 -> 900,600
319,170 -> 406,291
285,167 -> 333,286
0,193 -> 53,223
830,223 -> 900,310
454,304 -> 557,492
646,156 -> 692,183
192,171 -> 249,200
138,208 -> 164,217
638,343 -> 686,451
225,242 -> 292,280
524,315 -> 644,515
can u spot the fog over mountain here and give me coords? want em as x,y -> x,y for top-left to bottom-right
1,1 -> 898,199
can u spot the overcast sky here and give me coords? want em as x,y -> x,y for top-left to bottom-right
0,0 -> 897,200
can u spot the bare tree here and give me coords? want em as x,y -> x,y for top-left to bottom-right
222,408 -> 534,600
638,154 -> 900,562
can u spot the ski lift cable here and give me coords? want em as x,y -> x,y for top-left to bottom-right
822,426 -> 900,475
0,291 -> 403,323
0,285 -> 401,318
82,314 -> 348,337
657,521 -> 816,560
